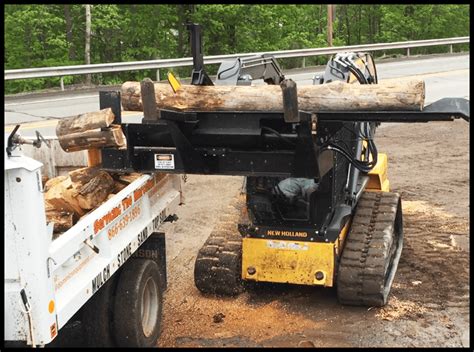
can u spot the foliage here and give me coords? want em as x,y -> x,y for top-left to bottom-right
4,4 -> 470,94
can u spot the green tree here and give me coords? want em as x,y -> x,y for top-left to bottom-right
4,4 -> 470,94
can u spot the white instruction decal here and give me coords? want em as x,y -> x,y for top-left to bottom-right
155,154 -> 175,169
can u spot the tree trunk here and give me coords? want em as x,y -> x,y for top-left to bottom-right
64,5 -> 75,61
327,4 -> 333,46
318,5 -> 323,35
368,6 -> 373,43
358,7 -> 361,43
121,79 -> 426,113
85,4 -> 91,85
345,5 -> 351,45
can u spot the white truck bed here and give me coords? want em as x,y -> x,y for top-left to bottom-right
5,145 -> 183,346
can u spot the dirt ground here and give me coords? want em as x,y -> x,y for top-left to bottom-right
156,119 -> 470,348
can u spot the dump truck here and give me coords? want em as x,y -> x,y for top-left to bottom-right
4,113 -> 183,347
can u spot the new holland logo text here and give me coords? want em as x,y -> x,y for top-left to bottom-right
266,230 -> 308,238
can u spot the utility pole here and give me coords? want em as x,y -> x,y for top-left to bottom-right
327,4 -> 333,47
85,4 -> 92,86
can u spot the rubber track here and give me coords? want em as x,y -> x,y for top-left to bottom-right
337,191 -> 402,307
194,196 -> 246,296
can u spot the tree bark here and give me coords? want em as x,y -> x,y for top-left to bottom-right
318,5 -> 323,35
327,4 -> 333,46
345,5 -> 351,45
64,4 -> 75,61
85,4 -> 91,85
121,79 -> 426,113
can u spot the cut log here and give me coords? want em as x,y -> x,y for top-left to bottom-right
56,108 -> 115,137
109,171 -> 143,193
44,167 -> 115,216
121,79 -> 425,113
113,180 -> 129,193
44,175 -> 67,192
69,166 -> 101,185
44,176 -> 85,217
44,169 -> 143,233
46,210 -> 74,234
75,171 -> 116,210
66,166 -> 116,210
57,125 -> 126,152
118,173 -> 143,184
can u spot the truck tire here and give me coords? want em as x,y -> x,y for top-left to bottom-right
112,258 -> 164,347
81,273 -> 118,347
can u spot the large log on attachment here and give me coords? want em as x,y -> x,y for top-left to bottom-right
56,108 -> 126,152
121,79 -> 425,112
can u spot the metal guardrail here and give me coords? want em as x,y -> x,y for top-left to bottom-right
4,36 -> 469,88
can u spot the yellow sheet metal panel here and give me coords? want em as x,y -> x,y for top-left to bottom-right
242,238 -> 336,287
367,152 -> 390,191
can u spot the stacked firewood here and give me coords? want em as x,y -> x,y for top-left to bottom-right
44,167 -> 142,234
45,107 -> 137,235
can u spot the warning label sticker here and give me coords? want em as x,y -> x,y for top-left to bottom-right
154,154 -> 175,170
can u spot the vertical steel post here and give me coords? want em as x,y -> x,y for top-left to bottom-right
60,77 -> 64,91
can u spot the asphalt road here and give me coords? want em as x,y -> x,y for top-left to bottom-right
4,53 -> 469,138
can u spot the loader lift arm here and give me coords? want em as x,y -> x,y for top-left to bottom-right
100,97 -> 469,177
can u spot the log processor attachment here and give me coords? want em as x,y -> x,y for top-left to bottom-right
101,24 -> 469,306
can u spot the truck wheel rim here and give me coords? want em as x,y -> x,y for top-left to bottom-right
141,276 -> 159,337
